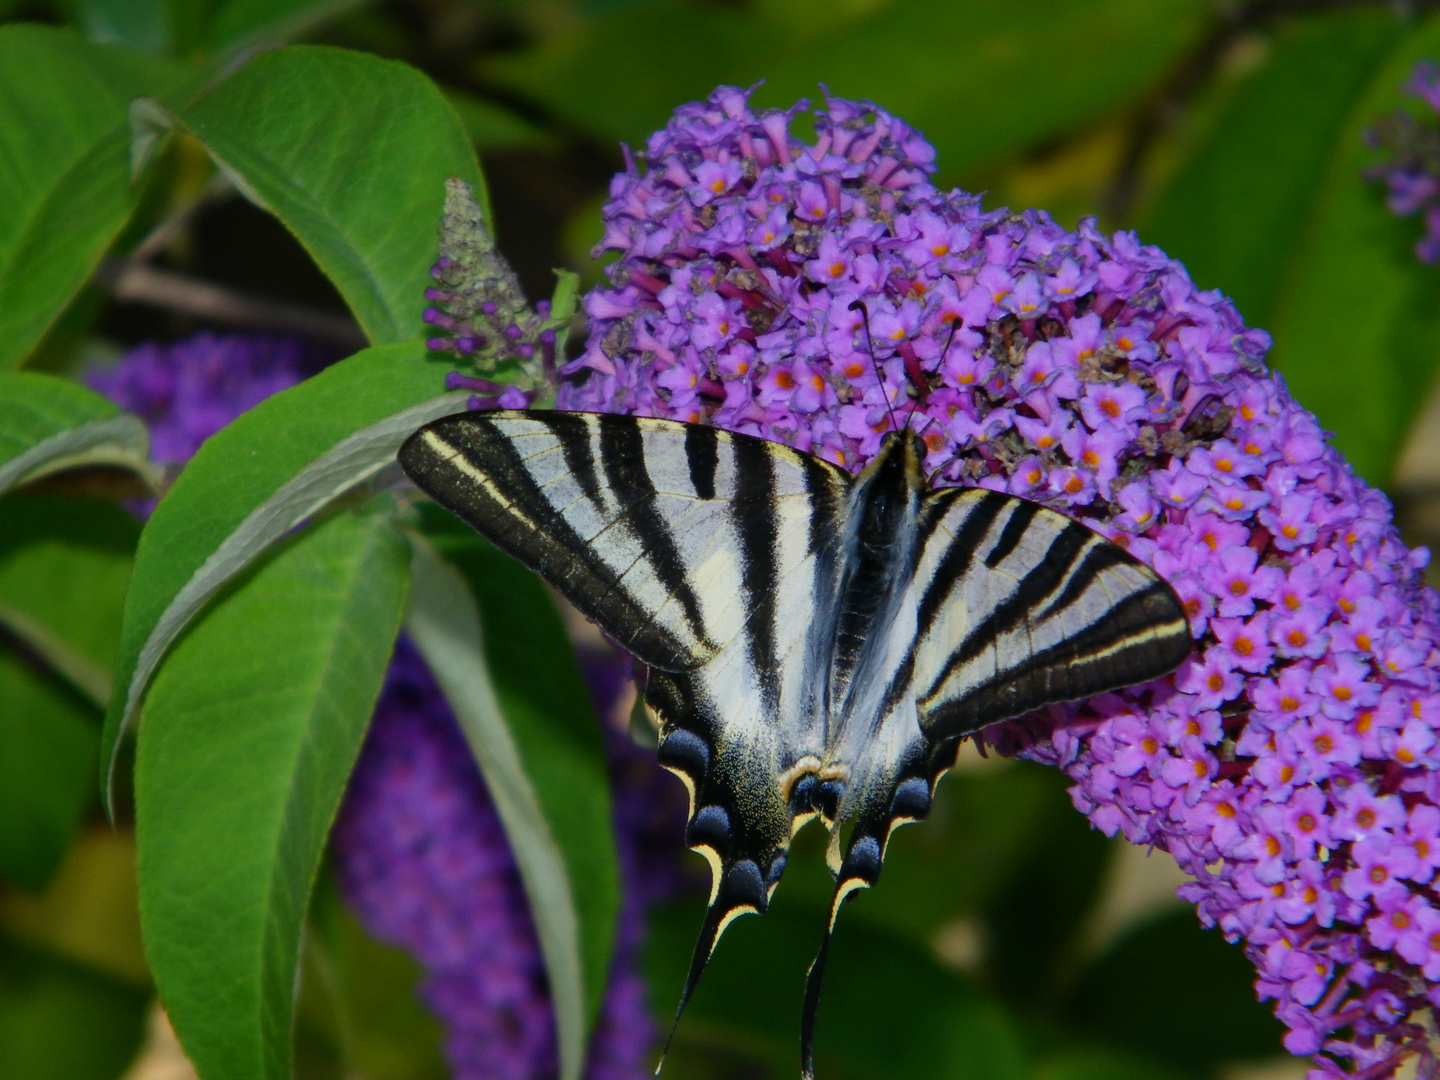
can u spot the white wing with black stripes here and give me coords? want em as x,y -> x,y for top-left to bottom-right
397,409 -> 1191,1080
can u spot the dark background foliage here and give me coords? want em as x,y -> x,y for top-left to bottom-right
3,2 -> 1440,1079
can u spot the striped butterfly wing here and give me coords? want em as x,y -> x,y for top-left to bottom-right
401,410 -> 844,671
910,487 -> 1192,741
823,484 -> 1191,879
399,409 -> 855,1031
800,484 -> 1190,1079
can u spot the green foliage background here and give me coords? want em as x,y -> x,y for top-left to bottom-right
2,2 -> 1438,1079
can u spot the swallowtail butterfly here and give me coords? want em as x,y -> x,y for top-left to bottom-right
398,410 -> 1191,1076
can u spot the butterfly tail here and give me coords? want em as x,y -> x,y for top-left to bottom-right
800,832 -> 884,1079
656,859 -> 770,1073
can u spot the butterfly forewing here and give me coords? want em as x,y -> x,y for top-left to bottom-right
399,411 -> 851,676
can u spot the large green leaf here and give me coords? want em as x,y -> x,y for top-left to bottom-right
407,520 -> 619,1080
0,496 -> 138,890
484,0 -> 1208,177
0,373 -> 154,498
0,26 -> 184,369
101,342 -> 464,806
136,509 -> 409,1080
153,46 -> 484,345
1139,10 -> 1440,483
0,933 -> 149,1080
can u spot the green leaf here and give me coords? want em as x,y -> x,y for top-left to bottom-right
0,496 -> 138,889
406,521 -> 618,1080
0,652 -> 99,892
0,933 -> 148,1080
484,0 -> 1209,177
0,373 -> 155,497
1139,10 -> 1440,483
137,510 -> 409,1080
205,0 -> 372,57
101,341 -> 464,807
163,46 -> 484,345
0,493 -> 137,707
547,268 -> 581,361
0,25 -> 185,369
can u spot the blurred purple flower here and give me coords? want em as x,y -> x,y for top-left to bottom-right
86,332 -> 326,469
331,639 -> 683,1080
564,85 -> 1440,1079
1367,61 -> 1440,263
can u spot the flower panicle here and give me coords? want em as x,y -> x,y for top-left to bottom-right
425,178 -> 555,387
561,83 -> 1440,1079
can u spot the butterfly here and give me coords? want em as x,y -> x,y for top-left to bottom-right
398,409 -> 1191,1077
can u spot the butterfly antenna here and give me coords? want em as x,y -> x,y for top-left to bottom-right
848,299 -> 900,438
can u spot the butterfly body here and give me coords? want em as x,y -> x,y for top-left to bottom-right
398,408 -> 1190,1075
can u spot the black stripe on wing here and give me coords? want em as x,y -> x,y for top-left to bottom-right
732,435 -> 783,716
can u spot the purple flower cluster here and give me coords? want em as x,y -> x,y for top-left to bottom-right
564,85 -> 1440,1078
331,639 -> 675,1080
1367,61 -> 1440,264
